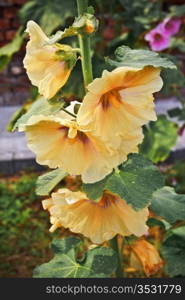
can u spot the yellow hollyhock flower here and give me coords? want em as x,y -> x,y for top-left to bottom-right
130,239 -> 163,276
22,110 -> 144,183
42,189 -> 149,244
23,20 -> 76,99
23,114 -> 123,183
77,66 -> 163,148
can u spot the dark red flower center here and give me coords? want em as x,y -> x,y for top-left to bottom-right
154,33 -> 162,41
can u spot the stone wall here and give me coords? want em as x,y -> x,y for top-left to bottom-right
0,0 -> 29,106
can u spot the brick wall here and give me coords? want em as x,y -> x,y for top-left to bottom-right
0,0 -> 29,106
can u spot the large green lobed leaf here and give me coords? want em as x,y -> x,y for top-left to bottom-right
169,4 -> 185,18
140,115 -> 178,164
19,0 -> 76,35
161,226 -> 185,277
161,68 -> 185,96
13,97 -> 64,131
33,237 -> 118,278
107,46 -> 176,69
36,169 -> 67,196
61,60 -> 85,100
0,29 -> 24,72
83,154 -> 164,210
151,187 -> 185,224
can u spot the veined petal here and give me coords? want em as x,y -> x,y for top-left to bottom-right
38,61 -> 71,99
43,189 -> 149,244
77,66 -> 162,148
24,115 -> 121,183
24,21 -> 73,99
25,20 -> 49,49
131,239 -> 163,276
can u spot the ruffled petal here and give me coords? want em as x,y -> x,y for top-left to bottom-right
131,239 -> 163,276
77,66 -> 163,148
24,115 -> 121,183
24,21 -> 72,99
43,189 -> 149,244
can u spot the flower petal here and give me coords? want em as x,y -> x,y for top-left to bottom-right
43,189 -> 149,244
24,115 -> 121,183
77,66 -> 162,148
24,21 -> 72,99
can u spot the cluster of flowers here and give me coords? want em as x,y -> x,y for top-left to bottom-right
22,21 -> 163,244
145,17 -> 181,51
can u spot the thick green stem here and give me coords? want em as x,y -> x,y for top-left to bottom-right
109,235 -> 124,277
77,0 -> 93,87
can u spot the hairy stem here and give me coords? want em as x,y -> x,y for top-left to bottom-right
109,235 -> 124,277
77,0 -> 93,88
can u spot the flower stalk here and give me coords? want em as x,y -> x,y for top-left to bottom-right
77,0 -> 93,87
109,235 -> 124,277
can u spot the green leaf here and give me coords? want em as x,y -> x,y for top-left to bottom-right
36,169 -> 67,196
147,217 -> 171,231
168,107 -> 185,122
140,115 -> 178,163
170,37 -> 185,53
178,109 -> 185,121
61,60 -> 85,100
83,154 -> 164,210
106,46 -> 176,69
6,106 -> 27,132
7,86 -> 39,132
161,68 -> 185,96
0,29 -> 24,71
33,237 -> 118,278
13,97 -> 64,131
151,187 -> 185,224
118,0 -> 163,34
19,0 -> 76,35
93,55 -> 114,77
161,226 -> 185,277
169,4 -> 185,18
159,54 -> 185,96
168,107 -> 182,118
46,27 -> 77,45
0,56 -> 11,71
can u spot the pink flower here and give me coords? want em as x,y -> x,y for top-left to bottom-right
145,26 -> 170,51
159,18 -> 181,37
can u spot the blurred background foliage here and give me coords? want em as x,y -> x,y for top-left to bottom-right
0,172 -> 52,277
1,0 -> 185,100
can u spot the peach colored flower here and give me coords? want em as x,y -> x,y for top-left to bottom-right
22,110 -> 144,183
22,114 -> 123,183
77,66 -> 163,148
130,239 -> 163,276
42,189 -> 149,244
23,20 -> 76,99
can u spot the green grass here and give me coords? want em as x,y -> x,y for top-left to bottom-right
0,172 -> 59,278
